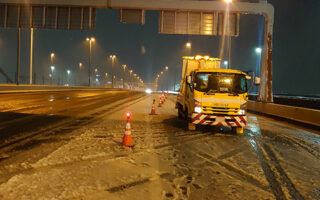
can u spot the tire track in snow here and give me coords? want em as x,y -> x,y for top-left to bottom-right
248,134 -> 305,200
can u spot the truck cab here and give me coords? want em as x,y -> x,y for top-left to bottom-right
176,56 -> 248,134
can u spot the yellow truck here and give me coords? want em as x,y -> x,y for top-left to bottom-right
176,55 -> 250,134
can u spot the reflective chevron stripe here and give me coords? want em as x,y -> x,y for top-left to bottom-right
191,113 -> 247,127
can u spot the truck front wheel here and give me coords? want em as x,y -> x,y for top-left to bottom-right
177,105 -> 183,119
232,127 -> 244,135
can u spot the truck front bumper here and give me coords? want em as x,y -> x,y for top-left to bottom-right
191,113 -> 247,127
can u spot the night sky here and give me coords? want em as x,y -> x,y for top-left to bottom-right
0,0 -> 319,96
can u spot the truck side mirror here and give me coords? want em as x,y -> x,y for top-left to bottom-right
187,76 -> 192,84
254,77 -> 261,85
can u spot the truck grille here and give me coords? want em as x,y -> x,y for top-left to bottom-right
202,106 -> 239,115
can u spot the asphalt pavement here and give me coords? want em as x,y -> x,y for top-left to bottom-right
0,90 -> 319,200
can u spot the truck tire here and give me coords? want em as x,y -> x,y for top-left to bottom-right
177,105 -> 183,119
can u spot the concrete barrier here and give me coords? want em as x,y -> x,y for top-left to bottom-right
247,100 -> 320,127
0,84 -> 121,93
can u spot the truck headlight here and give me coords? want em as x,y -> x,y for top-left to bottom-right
238,109 -> 246,115
194,106 -> 202,113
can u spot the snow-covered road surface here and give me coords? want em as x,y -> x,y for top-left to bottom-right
0,91 -> 319,200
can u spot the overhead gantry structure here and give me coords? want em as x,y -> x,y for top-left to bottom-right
0,0 -> 274,102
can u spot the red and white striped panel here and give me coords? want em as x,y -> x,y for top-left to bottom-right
191,113 -> 247,127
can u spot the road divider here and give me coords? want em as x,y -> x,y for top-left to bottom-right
0,84 -> 124,93
247,100 -> 320,127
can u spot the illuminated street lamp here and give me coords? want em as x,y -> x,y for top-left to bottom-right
50,53 -> 55,65
186,42 -> 191,48
67,70 -> 71,75
109,54 -> 116,88
255,47 -> 262,76
86,37 -> 95,86
223,61 -> 228,68
79,62 -> 83,70
255,47 -> 262,54
164,66 -> 169,90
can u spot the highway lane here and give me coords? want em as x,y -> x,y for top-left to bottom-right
0,90 -> 145,144
0,91 -> 319,200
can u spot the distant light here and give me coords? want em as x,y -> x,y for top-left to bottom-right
96,74 -> 101,77
224,0 -> 232,3
165,66 -> 169,70
186,42 -> 191,48
224,61 -> 228,65
145,89 -> 152,94
255,47 -> 262,54
204,56 -> 210,60
224,79 -> 231,84
67,70 -> 71,75
49,74 -> 52,78
51,66 -> 55,71
95,78 -> 99,82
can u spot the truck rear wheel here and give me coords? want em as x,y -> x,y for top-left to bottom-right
232,127 -> 244,135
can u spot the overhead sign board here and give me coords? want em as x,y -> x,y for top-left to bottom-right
0,4 -> 96,30
159,10 -> 218,36
120,9 -> 145,24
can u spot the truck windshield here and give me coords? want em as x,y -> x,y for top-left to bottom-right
194,72 -> 247,94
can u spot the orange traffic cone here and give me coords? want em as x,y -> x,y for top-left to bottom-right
123,112 -> 133,147
158,95 -> 162,107
158,99 -> 162,107
150,99 -> 156,115
162,94 -> 166,103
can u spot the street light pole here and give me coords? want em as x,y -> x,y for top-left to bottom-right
109,55 -> 116,88
122,64 -> 126,89
30,28 -> 33,84
165,66 -> 169,91
86,37 -> 95,87
16,28 -> 20,85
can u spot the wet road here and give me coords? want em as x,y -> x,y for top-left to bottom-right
0,90 -> 319,200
